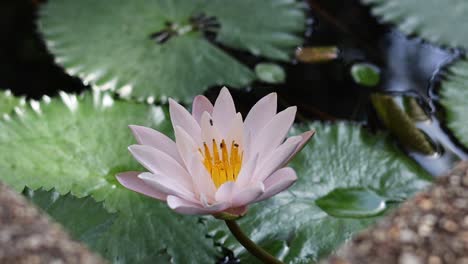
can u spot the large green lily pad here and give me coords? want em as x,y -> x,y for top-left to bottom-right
440,59 -> 468,148
0,91 -> 218,263
0,89 -> 25,115
24,187 -> 116,245
39,0 -> 305,101
209,122 -> 431,263
361,0 -> 468,48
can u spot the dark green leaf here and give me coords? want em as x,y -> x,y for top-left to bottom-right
351,63 -> 380,87
0,91 -> 218,263
361,0 -> 468,48
440,59 -> 468,148
23,187 -> 116,245
255,63 -> 286,84
315,187 -> 388,218
39,0 -> 305,101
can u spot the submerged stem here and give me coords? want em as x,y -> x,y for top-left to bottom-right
225,220 -> 284,264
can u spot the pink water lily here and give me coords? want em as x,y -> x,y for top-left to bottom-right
116,87 -> 314,216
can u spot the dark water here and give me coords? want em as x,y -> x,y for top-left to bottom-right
0,1 -> 467,263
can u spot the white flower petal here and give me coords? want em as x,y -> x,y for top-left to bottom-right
225,113 -> 244,150
167,195 -> 229,215
212,87 -> 237,137
255,167 -> 297,202
252,106 -> 297,156
174,125 -> 199,168
200,111 -> 222,145
231,181 -> 265,207
186,152 -> 217,201
254,136 -> 302,182
244,92 -> 277,137
235,154 -> 259,188
129,125 -> 183,164
283,130 -> 315,165
128,145 -> 193,191
169,98 -> 201,145
215,181 -> 236,203
116,171 -> 166,201
138,172 -> 197,203
192,95 -> 213,124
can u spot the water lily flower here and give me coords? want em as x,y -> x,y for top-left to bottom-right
116,87 -> 314,217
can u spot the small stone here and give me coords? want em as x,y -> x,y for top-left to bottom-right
428,256 -> 442,264
400,229 -> 417,243
399,252 -> 423,264
442,219 -> 458,233
418,198 -> 433,211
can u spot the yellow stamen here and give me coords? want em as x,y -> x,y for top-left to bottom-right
201,139 -> 243,188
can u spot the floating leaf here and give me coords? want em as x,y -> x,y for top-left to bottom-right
0,91 -> 218,263
0,90 -> 25,115
209,122 -> 431,263
295,46 -> 339,63
371,94 -> 435,155
315,187 -> 388,218
39,0 -> 305,101
440,59 -> 468,148
351,63 -> 380,87
255,63 -> 286,84
361,0 -> 468,48
23,187 -> 116,245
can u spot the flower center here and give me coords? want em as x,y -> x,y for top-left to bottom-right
200,139 -> 243,188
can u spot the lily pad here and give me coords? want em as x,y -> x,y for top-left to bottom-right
209,122 -> 431,263
23,187 -> 116,245
361,0 -> 468,48
0,91 -> 218,263
440,59 -> 468,148
39,0 -> 305,101
315,187 -> 388,218
351,63 -> 380,87
255,63 -> 286,84
0,90 -> 25,115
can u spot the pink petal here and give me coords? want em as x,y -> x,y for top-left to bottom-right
186,152 -> 217,201
235,154 -> 259,188
255,167 -> 297,202
200,111 -> 222,145
129,125 -> 183,164
231,181 -> 265,207
128,145 -> 193,191
254,136 -> 302,182
244,93 -> 277,137
167,195 -> 230,215
169,98 -> 201,145
212,87 -> 237,137
192,95 -> 213,124
116,171 -> 167,201
138,172 -> 197,203
225,113 -> 244,150
282,130 -> 315,165
215,181 -> 236,203
173,126 -> 199,168
252,106 -> 297,157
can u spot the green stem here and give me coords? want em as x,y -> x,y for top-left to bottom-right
225,220 -> 284,264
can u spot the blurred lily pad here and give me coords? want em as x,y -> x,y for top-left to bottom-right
361,0 -> 468,48
255,63 -> 286,84
24,187 -> 116,244
209,122 -> 431,263
351,63 -> 380,87
440,59 -> 468,148
39,0 -> 305,101
0,89 -> 25,115
0,91 -> 218,263
315,187 -> 388,218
